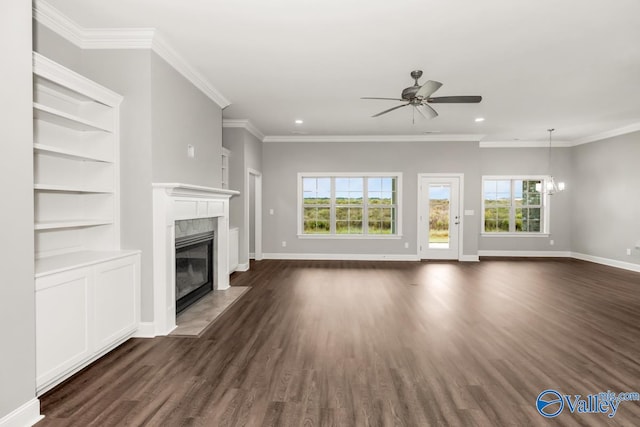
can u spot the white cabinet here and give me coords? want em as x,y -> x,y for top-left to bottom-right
36,253 -> 140,394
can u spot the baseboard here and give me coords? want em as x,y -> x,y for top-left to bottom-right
478,250 -> 572,258
236,262 -> 250,272
459,255 -> 480,262
133,322 -> 156,338
571,252 -> 640,273
0,398 -> 42,427
249,252 -> 255,259
263,253 -> 420,261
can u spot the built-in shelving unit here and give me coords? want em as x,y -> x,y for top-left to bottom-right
33,52 -> 122,268
33,53 -> 140,395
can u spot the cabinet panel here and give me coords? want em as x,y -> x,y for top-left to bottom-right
94,256 -> 139,352
36,268 -> 92,387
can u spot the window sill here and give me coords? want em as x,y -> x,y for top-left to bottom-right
481,233 -> 550,238
298,234 -> 403,240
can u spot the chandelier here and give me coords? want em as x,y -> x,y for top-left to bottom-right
544,128 -> 565,195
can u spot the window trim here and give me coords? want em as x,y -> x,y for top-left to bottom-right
481,175 -> 550,236
297,172 -> 403,238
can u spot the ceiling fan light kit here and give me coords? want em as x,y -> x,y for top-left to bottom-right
362,70 -> 482,119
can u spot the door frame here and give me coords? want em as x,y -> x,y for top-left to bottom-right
246,168 -> 262,262
417,173 -> 465,260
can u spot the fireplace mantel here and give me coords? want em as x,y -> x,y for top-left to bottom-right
151,183 -> 239,335
153,183 -> 240,198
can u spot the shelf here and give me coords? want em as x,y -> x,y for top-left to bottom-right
34,143 -> 113,163
35,249 -> 141,278
34,103 -> 112,133
34,184 -> 113,193
35,219 -> 113,230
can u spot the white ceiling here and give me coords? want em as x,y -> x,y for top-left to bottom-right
45,0 -> 640,142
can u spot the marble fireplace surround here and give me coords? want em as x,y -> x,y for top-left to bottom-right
152,183 -> 239,336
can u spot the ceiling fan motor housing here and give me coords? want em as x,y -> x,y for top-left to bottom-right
402,86 -> 421,101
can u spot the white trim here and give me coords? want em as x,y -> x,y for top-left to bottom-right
263,134 -> 484,143
574,123 -> 640,145
236,262 -> 250,272
478,250 -> 572,257
479,140 -> 573,148
297,234 -> 403,240
481,233 -> 550,238
417,173 -> 465,261
571,252 -> 640,273
33,0 -> 230,109
263,253 -> 419,261
133,322 -> 156,338
0,399 -> 42,427
222,119 -> 265,142
460,255 -> 480,262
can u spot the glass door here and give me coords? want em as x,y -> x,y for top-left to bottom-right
419,176 -> 461,260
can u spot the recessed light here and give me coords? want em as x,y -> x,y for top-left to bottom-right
295,119 -> 304,124
475,117 -> 485,122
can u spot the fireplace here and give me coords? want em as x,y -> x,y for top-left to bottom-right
175,231 -> 214,314
151,183 -> 239,336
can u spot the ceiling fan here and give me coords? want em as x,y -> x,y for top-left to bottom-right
362,70 -> 482,119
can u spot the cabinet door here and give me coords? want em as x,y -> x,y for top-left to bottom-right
93,255 -> 140,352
36,268 -> 93,388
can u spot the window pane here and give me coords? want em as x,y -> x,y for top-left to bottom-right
303,207 -> 330,234
517,207 -> 542,232
303,177 -> 330,205
336,207 -> 363,234
336,177 -> 363,205
368,207 -> 394,234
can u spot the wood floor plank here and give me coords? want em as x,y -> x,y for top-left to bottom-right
37,258 -> 640,426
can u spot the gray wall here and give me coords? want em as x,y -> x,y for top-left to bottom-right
223,128 -> 263,266
571,133 -> 640,264
262,140 -> 482,256
479,147 -> 572,252
1,0 -> 36,418
33,21 -> 82,71
81,49 -> 155,322
151,52 -> 222,187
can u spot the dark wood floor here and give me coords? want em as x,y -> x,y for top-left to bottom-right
38,258 -> 640,426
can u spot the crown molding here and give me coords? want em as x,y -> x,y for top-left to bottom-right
82,28 -> 155,49
222,119 -> 266,142
573,122 -> 640,145
479,140 -> 573,148
262,134 -> 485,143
151,34 -> 230,108
33,0 -> 84,46
33,0 -> 230,109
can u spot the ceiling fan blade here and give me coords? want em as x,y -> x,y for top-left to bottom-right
361,97 -> 405,101
416,80 -> 443,98
371,103 -> 410,117
427,95 -> 482,103
415,104 -> 438,119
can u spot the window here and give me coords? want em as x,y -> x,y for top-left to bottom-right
482,177 -> 548,234
299,173 -> 401,237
